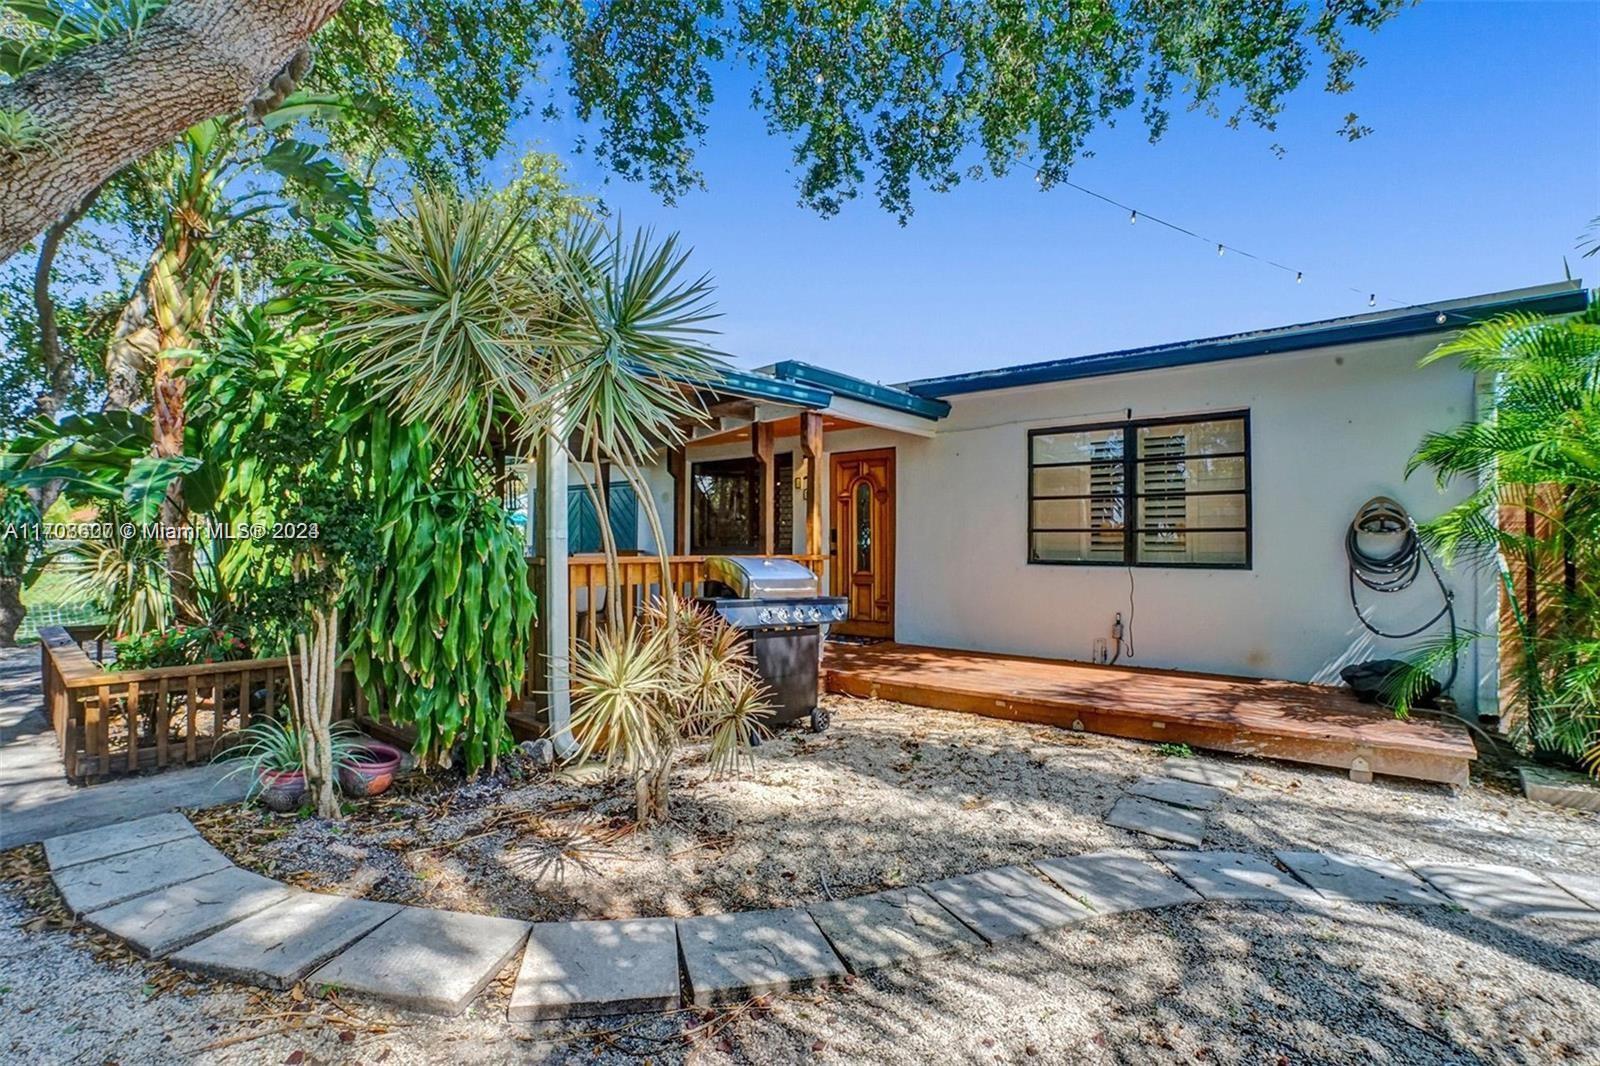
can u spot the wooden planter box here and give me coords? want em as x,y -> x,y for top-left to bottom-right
37,626 -> 361,785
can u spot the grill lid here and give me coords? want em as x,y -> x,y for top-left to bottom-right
704,556 -> 819,600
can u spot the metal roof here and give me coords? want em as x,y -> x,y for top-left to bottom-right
901,282 -> 1591,399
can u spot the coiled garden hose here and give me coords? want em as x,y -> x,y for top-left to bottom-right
1346,496 -> 1459,689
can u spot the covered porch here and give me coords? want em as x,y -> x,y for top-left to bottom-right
520,361 -> 947,743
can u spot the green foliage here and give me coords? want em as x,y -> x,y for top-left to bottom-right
113,622 -> 246,669
217,716 -> 363,794
569,597 -> 770,821
292,188 -> 553,452
348,413 -> 535,774
4,0 -> 1413,221
195,312 -> 375,646
1155,743 -> 1194,759
1407,304 -> 1600,770
562,0 -> 1409,219
0,105 -> 49,159
0,0 -> 168,79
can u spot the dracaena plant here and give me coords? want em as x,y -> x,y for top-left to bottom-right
570,596 -> 770,824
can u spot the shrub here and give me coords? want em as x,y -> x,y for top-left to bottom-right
115,623 -> 249,670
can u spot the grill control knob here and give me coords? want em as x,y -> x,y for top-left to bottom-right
831,604 -> 845,619
758,608 -> 773,624
806,607 -> 821,621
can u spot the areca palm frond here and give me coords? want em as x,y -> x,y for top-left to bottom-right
302,187 -> 554,452
1412,301 -> 1600,770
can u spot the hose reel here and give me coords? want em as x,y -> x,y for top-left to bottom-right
1344,495 -> 1458,700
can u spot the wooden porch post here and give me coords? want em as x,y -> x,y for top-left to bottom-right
667,445 -> 688,554
801,411 -> 824,560
753,420 -> 775,555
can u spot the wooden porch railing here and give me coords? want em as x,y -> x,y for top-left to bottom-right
37,626 -> 358,784
563,553 -> 825,655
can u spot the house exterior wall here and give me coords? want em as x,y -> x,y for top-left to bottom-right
705,334 -> 1490,711
904,334 -> 1492,708
643,330 -> 1491,713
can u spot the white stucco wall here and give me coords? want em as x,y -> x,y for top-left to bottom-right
724,335 -> 1490,710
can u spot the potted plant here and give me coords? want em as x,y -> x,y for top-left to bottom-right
220,718 -> 363,813
337,740 -> 403,798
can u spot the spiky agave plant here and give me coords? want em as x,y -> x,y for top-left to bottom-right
569,596 -> 770,824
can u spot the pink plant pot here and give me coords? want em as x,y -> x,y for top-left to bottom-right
257,769 -> 307,813
339,742 -> 402,798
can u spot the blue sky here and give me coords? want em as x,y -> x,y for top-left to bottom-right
511,1 -> 1599,384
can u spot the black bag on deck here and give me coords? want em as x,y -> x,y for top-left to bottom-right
1340,660 -> 1441,709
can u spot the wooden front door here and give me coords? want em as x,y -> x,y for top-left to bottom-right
830,448 -> 895,638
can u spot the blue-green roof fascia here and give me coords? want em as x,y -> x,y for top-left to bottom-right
903,285 -> 1592,399
772,361 -> 951,420
696,366 -> 833,408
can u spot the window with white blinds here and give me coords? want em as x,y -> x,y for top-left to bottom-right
1028,412 -> 1250,568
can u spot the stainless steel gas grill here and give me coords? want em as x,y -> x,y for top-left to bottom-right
697,556 -> 847,732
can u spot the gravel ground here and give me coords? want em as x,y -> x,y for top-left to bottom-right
3,871 -> 1599,1065
193,693 -> 1600,922
6,691 -> 1600,1063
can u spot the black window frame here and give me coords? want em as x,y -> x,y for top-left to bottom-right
1026,410 -> 1252,570
690,454 -> 795,554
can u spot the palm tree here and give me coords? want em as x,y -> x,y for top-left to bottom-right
1408,303 -> 1600,769
307,188 -> 767,812
102,109 -> 371,620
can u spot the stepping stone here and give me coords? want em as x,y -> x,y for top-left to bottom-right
1033,850 -> 1202,916
311,906 -> 530,1015
1275,851 -> 1448,906
43,812 -> 197,870
52,836 -> 231,915
808,887 -> 984,973
83,867 -> 293,957
171,893 -> 400,989
921,865 -> 1092,944
1127,776 -> 1225,811
1518,766 -> 1600,812
510,918 -> 679,1021
677,908 -> 847,1007
1408,862 -> 1600,923
1105,796 -> 1205,847
1156,851 -> 1321,905
1162,758 -> 1242,790
1548,870 -> 1600,911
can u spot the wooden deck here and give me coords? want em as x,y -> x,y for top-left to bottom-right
823,642 -> 1476,786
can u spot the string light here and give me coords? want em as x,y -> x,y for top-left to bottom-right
1034,169 -> 1468,325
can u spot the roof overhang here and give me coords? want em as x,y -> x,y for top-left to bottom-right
902,282 -> 1591,399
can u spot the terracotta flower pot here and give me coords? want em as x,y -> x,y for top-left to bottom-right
339,742 -> 402,798
257,768 -> 307,813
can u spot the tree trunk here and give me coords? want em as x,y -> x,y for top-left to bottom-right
0,0 -> 345,262
293,603 -> 340,819
25,184 -> 105,519
0,574 -> 24,648
104,257 -> 160,411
